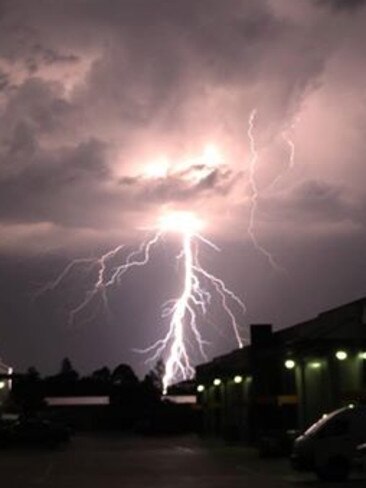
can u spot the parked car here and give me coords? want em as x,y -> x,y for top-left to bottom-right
258,429 -> 299,457
291,405 -> 366,481
0,417 -> 71,448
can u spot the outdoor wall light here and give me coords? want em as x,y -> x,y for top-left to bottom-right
335,350 -> 348,361
213,378 -> 221,386
309,362 -> 321,369
284,359 -> 296,369
233,375 -> 243,384
359,352 -> 366,360
0,381 -> 5,390
197,385 -> 205,392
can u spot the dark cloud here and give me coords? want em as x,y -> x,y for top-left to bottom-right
315,0 -> 366,11
117,165 -> 240,207
0,78 -> 73,152
0,70 -> 9,90
24,46 -> 79,74
0,137 -> 109,226
33,45 -> 79,65
261,179 -> 355,231
290,180 -> 351,221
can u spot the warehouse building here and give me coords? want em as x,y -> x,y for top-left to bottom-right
196,297 -> 366,440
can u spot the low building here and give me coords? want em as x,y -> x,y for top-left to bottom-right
196,297 -> 366,440
165,379 -> 197,404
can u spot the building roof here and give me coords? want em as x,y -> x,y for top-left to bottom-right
276,297 -> 366,344
196,296 -> 366,376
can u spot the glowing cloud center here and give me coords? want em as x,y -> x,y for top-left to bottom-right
158,211 -> 204,234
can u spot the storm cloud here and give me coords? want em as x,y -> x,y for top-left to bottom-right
1,0 -> 366,376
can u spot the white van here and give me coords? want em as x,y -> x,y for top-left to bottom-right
291,405 -> 366,481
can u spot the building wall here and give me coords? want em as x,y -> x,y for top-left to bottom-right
196,298 -> 366,440
198,376 -> 252,440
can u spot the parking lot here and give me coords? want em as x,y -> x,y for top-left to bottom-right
0,434 -> 365,488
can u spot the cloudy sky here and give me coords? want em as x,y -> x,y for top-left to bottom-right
1,0 -> 366,378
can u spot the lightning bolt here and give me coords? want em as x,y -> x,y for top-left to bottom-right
246,109 -> 281,271
40,214 -> 245,393
282,129 -> 295,169
269,121 -> 297,190
137,230 -> 245,394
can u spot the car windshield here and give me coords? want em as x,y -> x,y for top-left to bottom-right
304,408 -> 349,436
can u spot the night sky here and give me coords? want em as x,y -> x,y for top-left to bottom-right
1,0 -> 366,379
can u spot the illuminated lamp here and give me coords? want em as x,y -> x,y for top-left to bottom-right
213,378 -> 221,386
0,381 -> 5,390
359,352 -> 366,360
284,359 -> 296,370
335,351 -> 347,361
197,385 -> 205,393
233,375 -> 243,384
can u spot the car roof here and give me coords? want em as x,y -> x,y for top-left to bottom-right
304,406 -> 366,435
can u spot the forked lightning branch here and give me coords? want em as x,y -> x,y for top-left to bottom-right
41,211 -> 245,394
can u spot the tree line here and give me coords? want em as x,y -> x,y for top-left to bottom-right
4,359 -> 198,433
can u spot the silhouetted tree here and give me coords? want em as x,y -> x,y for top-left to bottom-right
91,366 -> 111,383
12,365 -> 45,415
59,357 -> 79,382
112,363 -> 138,386
144,359 -> 165,393
43,357 -> 79,396
27,366 -> 41,380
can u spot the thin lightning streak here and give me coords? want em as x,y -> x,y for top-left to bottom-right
68,235 -> 163,326
193,265 -> 245,349
282,129 -> 295,169
269,124 -> 297,190
68,245 -> 124,325
34,258 -> 96,298
246,109 -> 282,271
104,233 -> 162,286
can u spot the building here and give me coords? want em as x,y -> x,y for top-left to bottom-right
0,359 -> 13,409
165,379 -> 197,404
196,297 -> 366,441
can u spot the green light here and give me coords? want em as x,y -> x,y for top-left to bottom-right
310,362 -> 321,369
335,351 -> 347,361
197,385 -> 205,392
213,378 -> 221,386
285,359 -> 296,370
233,375 -> 243,384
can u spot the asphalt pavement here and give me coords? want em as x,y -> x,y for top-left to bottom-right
0,434 -> 365,488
